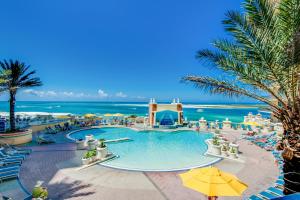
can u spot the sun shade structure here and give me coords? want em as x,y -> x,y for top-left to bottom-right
84,114 -> 96,118
179,166 -> 248,197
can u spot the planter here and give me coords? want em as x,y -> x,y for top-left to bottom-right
81,157 -> 90,165
85,134 -> 94,146
0,129 -> 32,145
221,150 -> 228,157
97,147 -> 108,159
211,145 -> 221,155
229,143 -> 239,154
92,155 -> 98,162
229,152 -> 238,159
76,139 -> 85,150
87,140 -> 96,150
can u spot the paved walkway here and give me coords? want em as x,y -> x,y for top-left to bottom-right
18,130 -> 279,200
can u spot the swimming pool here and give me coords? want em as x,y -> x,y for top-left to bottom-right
69,127 -> 221,171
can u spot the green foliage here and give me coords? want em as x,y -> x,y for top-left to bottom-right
32,186 -> 48,199
98,138 -> 106,148
182,0 -> 300,132
0,59 -> 42,131
230,147 -> 236,154
221,145 -> 228,151
212,136 -> 220,146
83,149 -> 97,159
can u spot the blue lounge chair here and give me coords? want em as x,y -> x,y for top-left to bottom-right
0,155 -> 24,162
0,171 -> 18,182
0,157 -> 23,163
267,187 -> 283,196
259,191 -> 278,199
276,180 -> 284,187
0,151 -> 25,160
248,195 -> 263,200
0,163 -> 20,168
1,143 -> 32,155
36,134 -> 55,144
0,166 -> 20,174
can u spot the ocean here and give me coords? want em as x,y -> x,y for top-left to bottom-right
0,101 -> 270,123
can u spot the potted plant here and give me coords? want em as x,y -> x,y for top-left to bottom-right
221,145 -> 228,157
32,181 -> 48,200
229,147 -> 237,159
82,151 -> 91,165
229,142 -> 239,154
82,149 -> 97,165
76,138 -> 85,150
97,138 -> 108,159
87,139 -> 96,150
211,136 -> 221,155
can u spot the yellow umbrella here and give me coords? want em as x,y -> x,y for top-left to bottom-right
179,167 -> 248,197
84,114 -> 96,118
113,113 -> 124,117
243,121 -> 262,127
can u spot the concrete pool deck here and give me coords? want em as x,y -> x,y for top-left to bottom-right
16,129 -> 279,200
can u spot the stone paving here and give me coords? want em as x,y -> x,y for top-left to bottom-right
16,129 -> 279,200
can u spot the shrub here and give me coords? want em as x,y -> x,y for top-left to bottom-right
32,186 -> 48,199
212,136 -> 220,146
83,149 -> 97,159
98,139 -> 106,148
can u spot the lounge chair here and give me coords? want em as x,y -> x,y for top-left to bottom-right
266,187 -> 283,196
0,163 -> 20,168
0,166 -> 20,174
259,191 -> 279,199
0,151 -> 25,160
0,143 -> 32,155
0,171 -> 19,182
0,159 -> 22,166
36,135 -> 55,144
248,195 -> 263,200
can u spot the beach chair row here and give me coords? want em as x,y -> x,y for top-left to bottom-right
248,151 -> 285,200
0,144 -> 31,182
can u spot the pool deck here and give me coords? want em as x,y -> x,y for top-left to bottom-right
4,129 -> 279,200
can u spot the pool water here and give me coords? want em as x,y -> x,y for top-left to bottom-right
69,127 -> 220,171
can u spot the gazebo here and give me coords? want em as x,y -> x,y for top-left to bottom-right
148,98 -> 184,127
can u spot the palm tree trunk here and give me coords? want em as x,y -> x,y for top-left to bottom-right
279,120 -> 300,195
283,156 -> 300,194
9,91 -> 16,132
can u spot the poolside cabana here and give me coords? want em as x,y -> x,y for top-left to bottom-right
148,98 -> 184,127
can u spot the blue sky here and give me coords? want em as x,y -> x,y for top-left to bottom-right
0,0 -> 252,103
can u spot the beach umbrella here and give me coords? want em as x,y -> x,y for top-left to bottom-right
84,114 -> 96,118
243,121 -> 262,127
179,166 -> 248,198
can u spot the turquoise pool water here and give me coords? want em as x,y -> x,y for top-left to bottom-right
69,127 -> 221,171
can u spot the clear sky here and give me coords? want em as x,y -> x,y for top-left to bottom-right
0,0 -> 251,103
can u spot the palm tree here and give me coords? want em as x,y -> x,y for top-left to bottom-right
0,59 -> 42,132
182,0 -> 300,194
